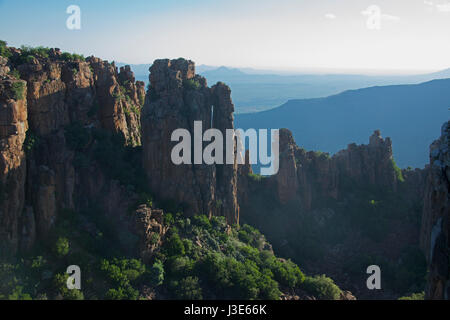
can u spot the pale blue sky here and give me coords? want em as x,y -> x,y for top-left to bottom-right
1,0 -> 450,73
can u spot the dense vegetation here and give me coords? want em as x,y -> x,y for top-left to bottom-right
0,208 -> 342,300
240,167 -> 427,298
0,41 -> 85,64
0,119 -> 342,300
157,214 -> 310,300
17,45 -> 85,63
0,40 -> 427,301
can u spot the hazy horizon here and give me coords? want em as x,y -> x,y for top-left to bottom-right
1,0 -> 450,73
118,62 -> 448,77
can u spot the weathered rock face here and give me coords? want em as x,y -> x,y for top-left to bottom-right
0,46 -> 145,254
237,150 -> 253,204
0,78 -> 28,253
133,205 -> 166,263
266,129 -> 401,209
238,127 -> 427,299
275,129 -> 299,204
142,58 -> 239,224
420,121 -> 450,300
0,56 -> 10,77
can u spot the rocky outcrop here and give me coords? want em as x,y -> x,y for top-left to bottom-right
133,205 -> 166,263
238,128 -> 427,299
142,58 -> 239,224
0,56 -> 10,77
0,45 -> 146,254
275,129 -> 299,204
265,129 -> 401,209
0,77 -> 28,253
420,121 -> 450,300
237,150 -> 253,204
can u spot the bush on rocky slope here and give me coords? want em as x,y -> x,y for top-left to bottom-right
0,210 -> 341,300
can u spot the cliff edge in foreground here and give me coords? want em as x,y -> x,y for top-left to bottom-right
421,121 -> 450,299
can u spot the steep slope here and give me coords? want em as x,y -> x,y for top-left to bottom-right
0,44 -> 349,300
420,121 -> 450,299
0,45 -> 146,254
0,57 -> 28,254
141,59 -> 239,224
235,79 -> 450,168
0,41 -> 436,300
238,129 -> 428,299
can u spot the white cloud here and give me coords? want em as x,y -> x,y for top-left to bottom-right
325,13 -> 337,19
436,2 -> 450,12
424,1 -> 450,12
361,5 -> 399,21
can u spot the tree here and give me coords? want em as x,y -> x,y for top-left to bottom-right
302,275 -> 342,300
164,233 -> 185,256
175,277 -> 203,300
149,260 -> 164,287
54,237 -> 70,257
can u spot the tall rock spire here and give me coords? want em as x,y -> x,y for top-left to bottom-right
141,58 -> 239,224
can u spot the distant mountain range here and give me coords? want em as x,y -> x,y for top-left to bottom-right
119,62 -> 450,114
235,79 -> 450,169
201,67 -> 450,114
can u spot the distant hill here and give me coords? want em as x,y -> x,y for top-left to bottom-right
119,62 -> 450,116
427,68 -> 450,79
235,79 -> 450,168
203,67 -> 450,114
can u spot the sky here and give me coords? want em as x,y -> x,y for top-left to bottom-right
1,0 -> 450,74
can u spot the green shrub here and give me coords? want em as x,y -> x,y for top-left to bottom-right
11,81 -> 25,100
60,52 -> 85,62
53,273 -> 84,300
150,233 -> 160,245
391,158 -> 405,182
0,40 -> 11,58
105,286 -> 138,300
398,292 -> 424,300
272,259 -> 305,288
54,237 -> 70,257
7,286 -> 32,300
20,45 -> 51,58
183,79 -> 201,90
192,215 -> 211,230
248,173 -> 265,182
100,258 -> 146,287
24,131 -> 39,155
164,233 -> 185,257
31,256 -> 46,269
173,276 -> 203,300
302,275 -> 342,300
238,230 -> 252,244
8,69 -> 21,79
313,151 -> 331,160
149,260 -> 164,287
